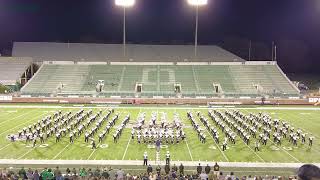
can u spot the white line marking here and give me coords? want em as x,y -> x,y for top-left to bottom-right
122,108 -> 141,160
53,143 -> 71,160
0,109 -> 37,127
184,139 -> 194,161
0,111 -> 49,136
282,111 -> 320,139
241,109 -> 301,163
242,142 -> 265,162
1,105 -> 319,111
273,111 -> 320,154
122,138 -> 131,160
0,144 -> 11,151
18,148 -> 34,159
194,112 -> 229,162
87,143 -> 100,160
268,138 -> 301,163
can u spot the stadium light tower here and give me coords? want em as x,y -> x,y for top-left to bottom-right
115,0 -> 135,57
187,0 -> 208,59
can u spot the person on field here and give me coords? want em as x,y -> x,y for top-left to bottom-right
143,152 -> 148,166
165,151 -> 170,165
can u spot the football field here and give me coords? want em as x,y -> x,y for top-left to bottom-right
0,104 -> 319,164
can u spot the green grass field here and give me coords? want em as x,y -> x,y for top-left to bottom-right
0,105 -> 319,163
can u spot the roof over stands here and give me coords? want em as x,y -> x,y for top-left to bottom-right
12,42 -> 245,62
0,57 -> 33,85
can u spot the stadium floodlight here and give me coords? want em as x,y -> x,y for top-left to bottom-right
115,0 -> 135,57
187,0 -> 208,6
115,0 -> 135,7
187,0 -> 208,58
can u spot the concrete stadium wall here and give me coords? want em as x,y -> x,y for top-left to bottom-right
0,96 -> 313,105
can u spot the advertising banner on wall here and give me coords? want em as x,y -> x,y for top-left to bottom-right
309,97 -> 320,103
0,96 -> 12,101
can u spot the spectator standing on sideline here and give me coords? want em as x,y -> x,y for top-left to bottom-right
26,168 -> 33,180
101,168 -> 109,179
79,168 -> 87,178
18,167 -> 27,179
179,163 -> 184,175
156,165 -> 161,175
197,163 -> 202,175
200,170 -> 209,180
205,164 -> 211,174
116,168 -> 124,180
172,164 -> 178,172
47,169 -> 54,180
108,167 -> 115,180
147,164 -> 153,174
33,170 -> 40,180
165,164 -> 170,175
213,162 -> 220,177
54,166 -> 62,180
40,168 -> 48,180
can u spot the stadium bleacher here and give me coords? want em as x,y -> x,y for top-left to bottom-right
0,57 -> 33,86
21,62 -> 299,97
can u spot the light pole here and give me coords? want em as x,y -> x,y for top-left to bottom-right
115,0 -> 135,57
187,0 -> 208,59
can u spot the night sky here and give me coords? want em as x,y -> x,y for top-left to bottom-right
0,0 -> 320,74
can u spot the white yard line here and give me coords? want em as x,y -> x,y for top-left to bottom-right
274,111 -> 320,154
241,109 -> 301,163
184,139 -> 194,161
197,115 -> 229,162
53,143 -> 71,160
122,107 -> 141,160
18,148 -> 34,159
282,111 -> 320,139
242,141 -> 265,162
0,109 -> 37,127
266,136 -> 302,163
0,111 -> 48,136
122,138 -> 132,160
19,109 -> 78,160
222,111 -> 265,162
87,143 -> 100,160
205,129 -> 229,162
0,144 -> 12,151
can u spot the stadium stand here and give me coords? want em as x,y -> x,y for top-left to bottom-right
0,57 -> 33,86
21,62 -> 300,97
12,42 -> 244,62
4,163 -> 319,180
